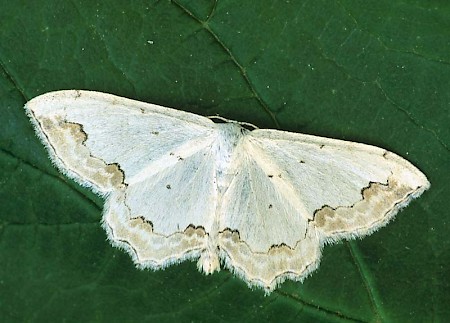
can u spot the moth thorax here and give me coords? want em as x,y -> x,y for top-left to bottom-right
214,123 -> 247,192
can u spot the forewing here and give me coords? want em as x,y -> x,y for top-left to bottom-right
249,129 -> 430,240
25,90 -> 216,194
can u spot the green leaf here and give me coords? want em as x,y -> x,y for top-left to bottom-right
1,1 -> 449,322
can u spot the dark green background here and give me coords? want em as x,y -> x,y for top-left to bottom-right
1,1 -> 449,322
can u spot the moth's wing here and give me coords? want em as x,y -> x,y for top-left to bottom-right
105,132 -> 221,270
25,90 -> 219,268
218,129 -> 429,291
25,90 -> 216,194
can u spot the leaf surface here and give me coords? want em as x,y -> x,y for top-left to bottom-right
0,1 -> 449,322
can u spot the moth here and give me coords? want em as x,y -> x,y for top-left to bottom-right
25,90 -> 430,292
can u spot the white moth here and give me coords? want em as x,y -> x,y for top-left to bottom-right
25,90 -> 430,292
